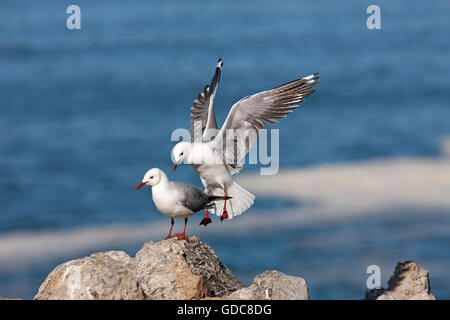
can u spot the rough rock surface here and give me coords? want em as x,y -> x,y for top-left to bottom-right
34,251 -> 144,300
135,236 -> 244,299
227,270 -> 309,300
365,261 -> 435,300
33,237 -> 434,300
33,236 -> 244,300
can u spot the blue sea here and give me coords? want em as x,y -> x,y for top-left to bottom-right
0,0 -> 449,299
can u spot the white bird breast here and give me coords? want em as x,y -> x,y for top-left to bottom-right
151,186 -> 193,218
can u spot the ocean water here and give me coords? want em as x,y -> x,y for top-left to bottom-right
0,0 -> 449,299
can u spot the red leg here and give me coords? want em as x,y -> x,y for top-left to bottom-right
200,192 -> 212,227
220,189 -> 229,221
175,218 -> 189,241
165,218 -> 174,240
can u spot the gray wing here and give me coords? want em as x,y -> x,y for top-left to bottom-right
171,181 -> 208,213
190,59 -> 223,142
213,73 -> 319,173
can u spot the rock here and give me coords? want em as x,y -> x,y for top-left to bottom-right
34,237 -> 311,300
34,251 -> 144,300
29,238 -> 439,300
364,288 -> 386,300
135,236 -> 244,299
365,261 -> 435,300
227,270 -> 309,300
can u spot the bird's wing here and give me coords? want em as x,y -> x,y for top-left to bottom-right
172,182 -> 207,212
213,73 -> 319,173
190,59 -> 223,142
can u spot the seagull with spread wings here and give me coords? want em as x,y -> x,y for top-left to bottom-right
172,59 -> 319,226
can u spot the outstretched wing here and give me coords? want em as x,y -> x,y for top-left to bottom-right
213,73 -> 319,173
190,58 -> 223,142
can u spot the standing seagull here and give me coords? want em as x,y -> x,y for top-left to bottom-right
136,168 -> 231,240
172,59 -> 319,225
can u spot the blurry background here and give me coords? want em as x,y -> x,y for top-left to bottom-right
0,0 -> 449,299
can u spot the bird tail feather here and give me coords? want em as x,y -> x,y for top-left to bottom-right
209,182 -> 255,219
207,195 -> 232,202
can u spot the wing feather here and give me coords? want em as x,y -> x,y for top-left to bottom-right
190,59 -> 223,142
213,73 -> 319,173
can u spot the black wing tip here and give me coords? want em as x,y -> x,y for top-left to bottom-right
272,73 -> 320,91
210,59 -> 223,89
303,73 -> 319,81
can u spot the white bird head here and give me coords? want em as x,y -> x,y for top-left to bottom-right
171,142 -> 192,170
136,168 -> 164,190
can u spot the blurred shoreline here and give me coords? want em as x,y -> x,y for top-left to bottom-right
1,140 -> 450,299
1,138 -> 449,272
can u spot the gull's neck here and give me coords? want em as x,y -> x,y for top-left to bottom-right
187,142 -> 210,164
152,172 -> 170,191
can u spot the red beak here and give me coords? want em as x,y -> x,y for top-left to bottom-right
136,181 -> 147,190
173,162 -> 178,171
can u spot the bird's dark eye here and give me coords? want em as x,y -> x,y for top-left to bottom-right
180,152 -> 184,156
150,176 -> 153,179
